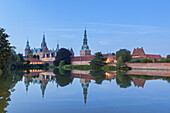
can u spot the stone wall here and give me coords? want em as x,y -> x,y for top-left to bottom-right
126,63 -> 170,70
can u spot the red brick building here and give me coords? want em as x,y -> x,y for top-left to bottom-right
132,47 -> 161,61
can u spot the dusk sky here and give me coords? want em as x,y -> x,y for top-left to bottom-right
0,0 -> 170,56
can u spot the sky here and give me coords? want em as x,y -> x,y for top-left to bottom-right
0,0 -> 170,57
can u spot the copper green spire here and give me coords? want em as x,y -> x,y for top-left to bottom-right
81,28 -> 90,50
81,82 -> 89,104
41,32 -> 47,48
25,38 -> 30,49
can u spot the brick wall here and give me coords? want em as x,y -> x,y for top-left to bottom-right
126,69 -> 170,77
71,61 -> 90,65
126,63 -> 170,70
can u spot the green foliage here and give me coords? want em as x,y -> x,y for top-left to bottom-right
26,55 -> 29,58
63,65 -> 91,70
53,68 -> 73,87
116,70 -> 131,88
129,58 -> 153,63
111,53 -> 115,56
129,59 -> 141,63
167,55 -> 170,58
54,48 -> 72,66
0,28 -> 12,70
140,58 -> 153,63
36,55 -> 40,60
116,49 -> 132,63
166,58 -> 170,63
160,57 -> 166,63
18,54 -> 25,63
90,70 -> 106,84
90,52 -> 106,70
33,55 -> 37,58
0,69 -> 24,112
101,66 -> 117,71
48,65 -> 56,69
117,56 -> 124,67
0,69 -> 2,76
43,62 -> 49,67
154,58 -> 158,63
58,60 -> 65,68
26,60 -> 30,65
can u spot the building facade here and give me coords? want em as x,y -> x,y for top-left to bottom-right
24,34 -> 60,62
132,47 -> 162,61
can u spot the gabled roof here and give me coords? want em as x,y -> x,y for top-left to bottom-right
132,47 -> 145,56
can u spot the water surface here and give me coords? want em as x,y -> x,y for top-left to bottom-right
1,69 -> 170,113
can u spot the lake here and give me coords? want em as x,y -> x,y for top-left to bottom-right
1,69 -> 170,113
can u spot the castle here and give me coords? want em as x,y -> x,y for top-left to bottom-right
25,34 -> 60,62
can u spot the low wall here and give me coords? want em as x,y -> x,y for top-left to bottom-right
126,63 -> 170,70
126,70 -> 170,77
71,61 -> 90,65
71,61 -> 117,66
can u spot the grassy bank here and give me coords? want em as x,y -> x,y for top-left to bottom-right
63,65 -> 92,70
62,65 -> 131,71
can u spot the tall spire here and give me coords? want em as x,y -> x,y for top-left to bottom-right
41,32 -> 47,48
81,82 -> 90,104
57,41 -> 59,50
81,28 -> 89,50
25,38 -> 30,50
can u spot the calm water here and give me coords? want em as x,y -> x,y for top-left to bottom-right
1,69 -> 170,113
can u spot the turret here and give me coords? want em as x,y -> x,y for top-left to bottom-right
80,28 -> 91,56
41,33 -> 47,48
25,39 -> 31,56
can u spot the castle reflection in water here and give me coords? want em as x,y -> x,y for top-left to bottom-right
24,69 -> 170,104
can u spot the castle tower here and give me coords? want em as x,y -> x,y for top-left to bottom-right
56,43 -> 59,51
41,33 -> 47,48
80,29 -> 91,56
25,39 -> 31,56
80,79 -> 91,104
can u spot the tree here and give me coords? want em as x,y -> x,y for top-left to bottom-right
58,60 -> 65,68
53,48 -> 72,66
0,28 -> 12,70
90,70 -> 106,84
154,58 -> 158,63
33,55 -> 36,58
117,56 -> 124,68
53,69 -> 73,87
90,52 -> 107,70
25,60 -> 30,65
116,49 -> 131,63
116,70 -> 131,88
36,55 -> 40,60
167,55 -> 170,58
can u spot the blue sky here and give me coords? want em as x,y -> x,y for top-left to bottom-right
0,0 -> 170,56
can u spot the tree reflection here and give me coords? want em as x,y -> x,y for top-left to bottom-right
0,70 -> 24,113
53,69 -> 73,87
116,70 -> 131,88
90,70 -> 106,84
